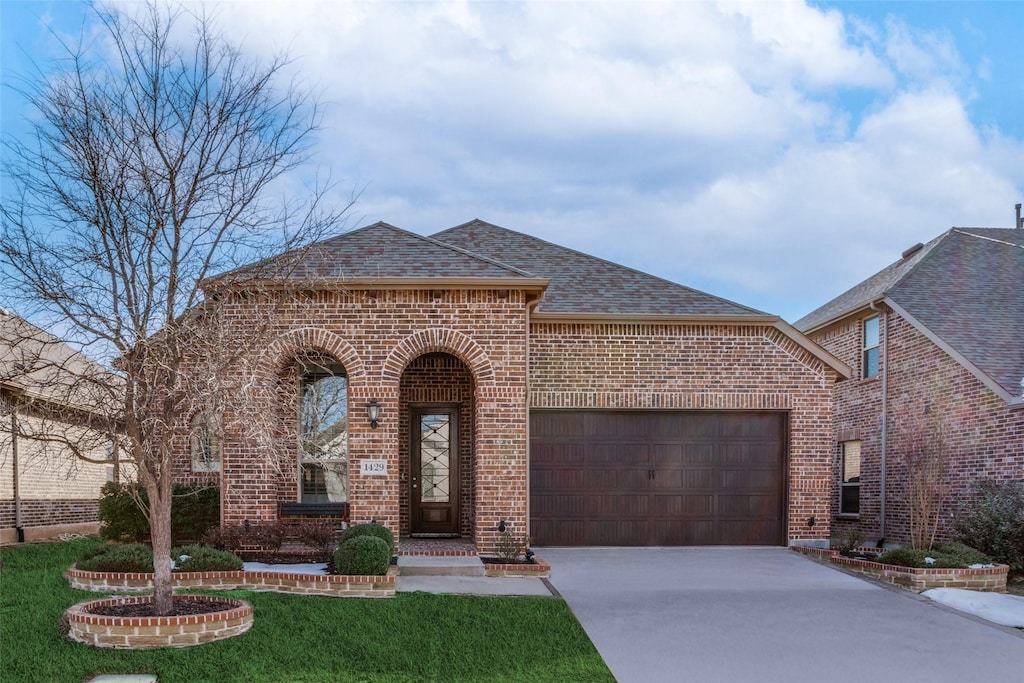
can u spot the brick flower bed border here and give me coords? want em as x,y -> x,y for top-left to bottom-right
65,595 -> 252,649
66,565 -> 399,598
791,546 -> 1008,592
481,556 -> 551,578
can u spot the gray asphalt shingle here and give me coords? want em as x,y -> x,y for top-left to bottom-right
796,227 -> 1024,401
432,219 -> 766,317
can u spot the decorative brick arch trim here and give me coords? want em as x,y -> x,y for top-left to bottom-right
383,329 -> 495,385
258,327 -> 366,382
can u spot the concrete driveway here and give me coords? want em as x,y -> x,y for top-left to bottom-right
539,547 -> 1024,683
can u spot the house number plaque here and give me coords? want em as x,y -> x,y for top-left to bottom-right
360,459 -> 388,476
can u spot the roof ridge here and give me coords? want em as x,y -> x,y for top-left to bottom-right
952,228 -> 1024,250
882,229 -> 955,296
384,221 -> 538,278
434,219 -> 767,316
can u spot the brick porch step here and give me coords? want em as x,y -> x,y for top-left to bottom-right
397,555 -> 485,577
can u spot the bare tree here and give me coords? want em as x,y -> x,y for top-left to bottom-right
1,2 -> 347,614
892,408 -> 951,550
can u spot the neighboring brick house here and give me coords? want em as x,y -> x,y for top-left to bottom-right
181,220 -> 849,552
0,309 -> 129,544
795,227 -> 1024,546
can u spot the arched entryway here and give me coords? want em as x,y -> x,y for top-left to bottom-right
399,353 -> 476,538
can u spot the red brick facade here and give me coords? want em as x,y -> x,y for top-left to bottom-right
529,322 -> 839,544
179,288 -> 530,553
808,307 -> 1024,545
175,287 -> 843,550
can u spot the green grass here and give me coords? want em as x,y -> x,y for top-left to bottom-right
1,539 -> 613,683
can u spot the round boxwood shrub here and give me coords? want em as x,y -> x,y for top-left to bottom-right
76,543 -> 154,573
171,545 -> 244,572
339,522 -> 394,551
334,535 -> 391,576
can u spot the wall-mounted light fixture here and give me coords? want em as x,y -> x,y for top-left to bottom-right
807,516 -> 816,528
367,399 -> 381,429
497,519 -> 507,532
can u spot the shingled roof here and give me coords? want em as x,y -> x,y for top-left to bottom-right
795,228 -> 1024,405
432,219 -> 767,317
211,222 -> 542,284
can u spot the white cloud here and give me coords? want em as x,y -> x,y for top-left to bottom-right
85,0 -> 1021,321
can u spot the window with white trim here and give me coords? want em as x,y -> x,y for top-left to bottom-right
840,441 -> 861,515
190,411 -> 221,472
299,363 -> 348,503
862,315 -> 880,379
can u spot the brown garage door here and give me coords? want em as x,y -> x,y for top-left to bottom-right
530,411 -> 787,546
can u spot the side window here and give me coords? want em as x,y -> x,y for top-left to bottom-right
299,364 -> 348,503
840,441 -> 861,515
190,412 -> 221,472
862,316 -> 880,379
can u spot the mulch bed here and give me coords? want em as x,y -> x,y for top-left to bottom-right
480,557 -> 538,565
87,597 -> 237,618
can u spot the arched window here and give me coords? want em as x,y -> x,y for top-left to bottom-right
299,362 -> 348,503
190,411 -> 221,472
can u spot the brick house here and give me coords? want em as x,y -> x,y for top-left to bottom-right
180,220 -> 849,552
795,227 -> 1024,546
1,309 -> 129,544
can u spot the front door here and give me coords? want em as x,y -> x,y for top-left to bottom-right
410,405 -> 460,535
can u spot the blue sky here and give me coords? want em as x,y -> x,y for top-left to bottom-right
2,1 -> 1022,323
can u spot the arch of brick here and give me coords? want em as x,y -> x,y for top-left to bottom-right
258,327 -> 367,383
382,328 -> 496,387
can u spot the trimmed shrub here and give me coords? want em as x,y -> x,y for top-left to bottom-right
296,520 -> 340,558
97,483 -> 150,542
339,522 -> 394,551
334,536 -> 390,576
876,544 -> 992,569
955,480 -> 1024,574
170,485 -> 221,541
76,543 -> 154,573
248,521 -> 288,552
930,542 -> 992,567
201,524 -> 245,552
98,482 -> 220,544
171,545 -> 243,572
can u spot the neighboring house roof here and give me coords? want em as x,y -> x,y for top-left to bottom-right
432,219 -> 767,318
795,228 -> 1024,407
0,309 -> 118,416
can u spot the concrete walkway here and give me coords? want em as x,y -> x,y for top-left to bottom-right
540,547 -> 1024,683
395,554 -> 552,595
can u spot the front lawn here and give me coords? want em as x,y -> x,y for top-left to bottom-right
0,539 -> 613,683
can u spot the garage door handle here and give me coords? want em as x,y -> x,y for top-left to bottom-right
649,469 -> 655,479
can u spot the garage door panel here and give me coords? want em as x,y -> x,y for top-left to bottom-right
651,471 -> 683,488
718,520 -> 782,545
651,443 -> 683,464
681,444 -> 715,463
532,494 -> 586,515
530,410 -> 786,546
683,469 -> 716,489
717,468 -> 778,491
532,442 -> 585,464
586,469 -> 647,489
587,520 -> 646,546
532,469 -> 585,490
532,412 -> 585,437
586,494 -> 648,515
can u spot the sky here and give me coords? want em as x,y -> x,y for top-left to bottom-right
2,0 -> 1022,324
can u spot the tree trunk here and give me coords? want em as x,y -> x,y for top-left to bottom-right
149,486 -> 174,615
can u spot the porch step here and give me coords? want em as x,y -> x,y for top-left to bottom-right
397,555 -> 485,577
